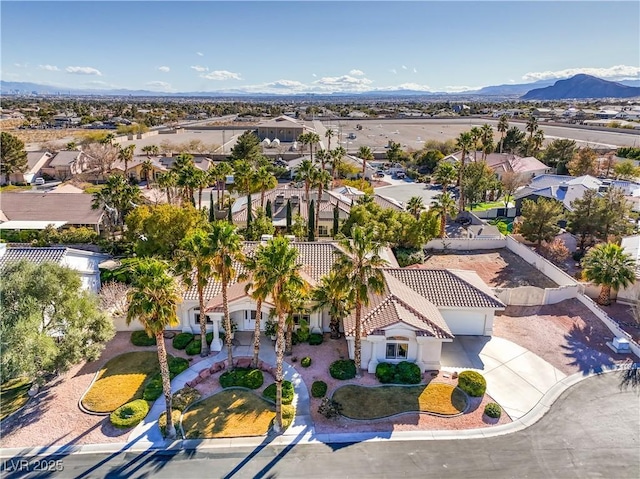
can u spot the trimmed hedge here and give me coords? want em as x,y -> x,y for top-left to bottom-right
219,368 -> 264,389
309,333 -> 323,345
168,356 -> 189,376
185,340 -> 202,356
375,361 -> 421,384
484,402 -> 502,419
131,330 -> 156,347
311,381 -> 327,398
329,359 -> 356,380
173,333 -> 194,350
142,375 -> 164,401
110,399 -> 149,429
301,357 -> 312,368
263,381 -> 294,405
457,370 -> 487,397
172,386 -> 201,412
205,331 -> 226,344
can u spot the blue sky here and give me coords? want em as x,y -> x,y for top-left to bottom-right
2,1 -> 639,93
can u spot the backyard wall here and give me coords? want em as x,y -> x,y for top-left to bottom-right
505,236 -> 579,287
494,284 -> 579,306
424,237 -> 507,250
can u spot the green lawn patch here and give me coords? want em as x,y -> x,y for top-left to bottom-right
81,351 -> 161,413
470,200 -> 508,211
181,389 -> 294,438
332,383 -> 467,419
0,378 -> 32,421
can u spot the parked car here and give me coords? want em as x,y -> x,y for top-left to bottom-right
395,171 -> 406,179
34,177 -> 45,185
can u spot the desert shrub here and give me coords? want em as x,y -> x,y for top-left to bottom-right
219,368 -> 264,389
172,332 -> 194,350
318,397 -> 342,418
309,333 -> 323,345
394,247 -> 424,267
311,381 -> 328,398
375,362 -> 421,384
131,330 -> 156,346
142,374 -> 164,401
185,340 -> 202,356
484,402 -> 502,419
301,357 -> 312,368
375,363 -> 396,383
329,359 -> 356,380
168,357 -> 189,376
158,409 -> 182,438
457,370 -> 487,397
110,399 -> 149,429
172,386 -> 201,412
540,238 -> 570,264
263,380 -> 294,405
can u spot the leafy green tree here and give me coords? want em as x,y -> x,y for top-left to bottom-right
291,213 -> 307,240
386,141 -> 404,164
613,160 -> 640,180
582,243 -> 636,305
568,147 -> 598,177
462,161 -> 496,208
567,189 -> 602,252
127,259 -> 182,439
519,198 -> 564,246
334,226 -> 387,375
0,132 -> 28,185
501,126 -> 526,154
433,161 -> 458,191
543,139 -> 577,175
92,174 -> 142,236
230,130 -> 261,163
414,149 -> 444,173
248,207 -> 275,240
598,187 -> 633,241
0,261 -> 115,383
431,191 -> 457,238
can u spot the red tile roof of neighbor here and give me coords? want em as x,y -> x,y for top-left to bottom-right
0,192 -> 104,226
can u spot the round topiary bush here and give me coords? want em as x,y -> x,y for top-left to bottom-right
375,363 -> 395,383
301,357 -> 312,368
172,332 -> 194,350
185,339 -> 202,356
110,399 -> 149,429
457,370 -> 487,397
131,330 -> 156,347
329,359 -> 356,380
311,380 -> 328,398
219,368 -> 264,389
396,361 -> 421,384
484,402 -> 502,419
168,356 -> 189,376
309,333 -> 324,345
263,381 -> 294,405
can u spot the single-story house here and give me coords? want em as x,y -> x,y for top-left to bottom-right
444,151 -> 551,179
257,115 -> 315,143
41,150 -> 93,181
2,151 -> 53,185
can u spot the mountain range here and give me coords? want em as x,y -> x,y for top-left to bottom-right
2,76 -> 640,99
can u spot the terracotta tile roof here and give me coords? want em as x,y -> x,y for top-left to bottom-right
383,268 -> 505,309
0,193 -> 104,226
0,246 -> 67,267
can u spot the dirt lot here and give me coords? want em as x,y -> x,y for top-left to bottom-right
421,249 -> 558,289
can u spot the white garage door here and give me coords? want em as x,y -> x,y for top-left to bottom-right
441,311 -> 486,335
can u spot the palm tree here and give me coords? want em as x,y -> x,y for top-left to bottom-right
325,128 -> 335,152
480,124 -> 494,161
126,259 -> 182,439
497,115 -> 509,154
253,237 -> 304,432
173,153 -> 198,205
357,146 -> 374,179
582,243 -> 636,305
295,159 -> 317,201
433,162 -> 458,191
156,171 -> 177,204
469,126 -> 481,160
91,174 -> 142,237
334,226 -> 387,376
455,131 -> 474,211
118,144 -> 135,178
406,196 -> 425,220
283,282 -> 308,355
241,255 -> 273,369
177,229 -> 215,357
210,222 -> 245,368
210,162 -> 233,207
311,270 -> 353,339
141,145 -> 154,158
193,169 -> 209,210
312,168 -> 332,237
330,146 -> 346,188
140,159 -> 154,188
526,115 -> 539,142
431,191 -> 457,238
306,132 -> 321,163
254,166 -> 277,207
532,130 -> 545,155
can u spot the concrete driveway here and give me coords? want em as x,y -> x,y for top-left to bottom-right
441,336 -> 567,420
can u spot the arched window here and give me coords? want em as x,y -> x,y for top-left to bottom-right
193,307 -> 213,324
386,336 -> 409,360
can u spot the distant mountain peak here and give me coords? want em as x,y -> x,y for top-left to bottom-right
521,74 -> 640,100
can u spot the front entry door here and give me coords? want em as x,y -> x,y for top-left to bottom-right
243,310 -> 257,331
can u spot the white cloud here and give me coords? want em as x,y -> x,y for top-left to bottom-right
39,64 -> 59,71
376,82 -> 431,92
190,65 -> 209,72
265,79 -> 307,90
314,75 -> 374,92
349,69 -> 365,76
522,65 -> 640,82
390,68 -> 397,74
402,65 -> 407,70
440,85 -> 481,93
146,81 -> 171,89
196,52 -> 204,56
86,80 -> 109,86
413,67 -> 417,73
312,73 -> 317,77
14,63 -> 28,68
66,66 -> 102,76
201,70 -> 242,81
158,66 -> 170,72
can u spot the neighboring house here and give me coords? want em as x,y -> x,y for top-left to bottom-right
256,115 -> 315,142
444,151 -> 551,179
115,241 -> 504,372
0,192 -> 105,232
41,150 -> 92,181
328,186 -> 404,212
3,151 -> 53,185
0,243 -> 107,293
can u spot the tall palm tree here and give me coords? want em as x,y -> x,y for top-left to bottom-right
254,166 -> 277,207
241,255 -> 272,369
295,159 -> 317,201
330,146 -> 346,188
210,161 -> 233,207
282,281 -> 308,356
193,169 -> 209,210
406,196 -> 425,220
582,243 -> 636,305
431,191 -> 457,238
357,146 -> 374,179
140,159 -> 154,188
311,270 -> 353,339
118,144 -> 135,178
433,162 -> 458,191
455,131 -> 474,211
312,168 -> 332,237
480,124 -> 494,161
532,130 -> 545,156
469,126 -> 482,160
156,170 -> 177,204
306,132 -> 321,163
526,115 -> 539,142
325,127 -> 335,152
253,237 -> 304,432
126,259 -> 182,439
497,114 -> 509,154
210,222 -> 245,368
177,229 -> 215,357
91,174 -> 142,237
173,153 -> 198,205
334,226 -> 387,376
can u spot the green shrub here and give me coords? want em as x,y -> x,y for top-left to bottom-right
172,386 -> 201,412
168,357 -> 189,376
131,330 -> 156,346
219,368 -> 264,389
375,362 -> 421,384
158,409 -> 182,438
484,402 -> 502,419
205,331 -> 225,344
311,381 -> 328,398
142,374 -> 164,401
457,370 -> 487,397
375,363 -> 395,383
300,357 -> 312,368
173,333 -> 194,350
309,333 -> 324,345
329,359 -> 356,380
185,340 -> 202,356
110,399 -> 149,429
263,381 -> 294,405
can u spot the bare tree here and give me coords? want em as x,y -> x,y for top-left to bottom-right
83,142 -> 119,182
500,171 -> 527,209
99,281 -> 131,320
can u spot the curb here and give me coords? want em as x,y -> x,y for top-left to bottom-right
1,365 -> 632,459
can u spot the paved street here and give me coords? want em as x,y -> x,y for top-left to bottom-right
2,372 -> 637,479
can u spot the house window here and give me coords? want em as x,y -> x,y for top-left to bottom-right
245,310 -> 257,321
318,225 -> 329,237
292,313 -> 310,325
385,336 -> 409,360
194,308 -> 213,324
